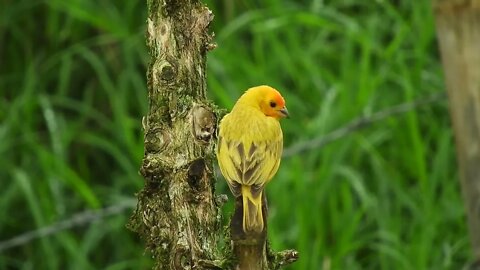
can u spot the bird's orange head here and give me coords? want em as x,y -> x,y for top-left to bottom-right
237,85 -> 289,120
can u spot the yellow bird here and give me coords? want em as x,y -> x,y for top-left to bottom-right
217,85 -> 289,233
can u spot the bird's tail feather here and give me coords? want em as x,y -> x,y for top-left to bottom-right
241,185 -> 263,233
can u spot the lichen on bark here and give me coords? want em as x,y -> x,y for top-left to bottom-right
127,0 -> 219,269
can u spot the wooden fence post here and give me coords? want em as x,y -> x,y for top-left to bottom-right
433,0 -> 480,265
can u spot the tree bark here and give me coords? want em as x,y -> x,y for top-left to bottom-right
128,1 -> 298,269
230,195 -> 299,270
433,0 -> 480,266
230,195 -> 269,269
127,0 -> 219,269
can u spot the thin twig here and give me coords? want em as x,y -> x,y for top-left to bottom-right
283,92 -> 446,158
0,201 -> 135,252
0,93 -> 445,252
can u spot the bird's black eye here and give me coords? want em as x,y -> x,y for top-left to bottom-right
269,101 -> 276,108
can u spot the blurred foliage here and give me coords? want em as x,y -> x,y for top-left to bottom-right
0,0 -> 471,269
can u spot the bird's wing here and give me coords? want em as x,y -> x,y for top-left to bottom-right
217,120 -> 282,197
217,135 -> 241,196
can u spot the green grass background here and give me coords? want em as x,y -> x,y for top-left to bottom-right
0,0 -> 471,269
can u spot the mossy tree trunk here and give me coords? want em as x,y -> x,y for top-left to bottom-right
128,1 -> 298,269
433,0 -> 480,266
127,0 -> 219,269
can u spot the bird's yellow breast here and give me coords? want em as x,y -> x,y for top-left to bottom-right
217,104 -> 283,194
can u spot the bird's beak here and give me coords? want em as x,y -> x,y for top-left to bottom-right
279,107 -> 289,118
